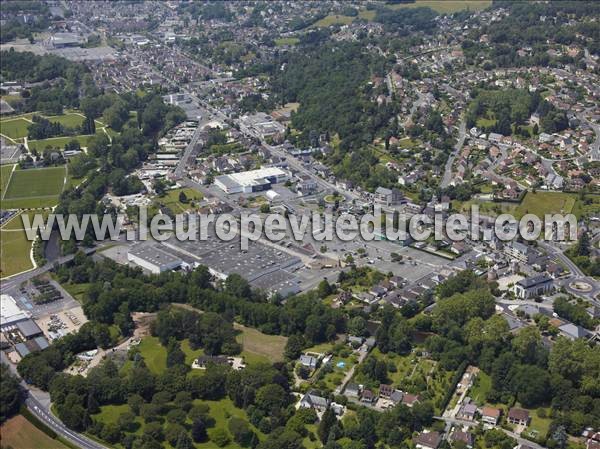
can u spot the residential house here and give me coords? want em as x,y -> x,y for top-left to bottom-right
361,389 -> 375,404
299,391 -> 330,412
508,408 -> 530,426
450,430 -> 474,449
559,323 -> 590,340
414,431 -> 442,449
481,407 -> 501,425
457,403 -> 478,421
379,384 -> 394,398
344,383 -> 361,399
300,354 -> 318,370
402,393 -> 420,408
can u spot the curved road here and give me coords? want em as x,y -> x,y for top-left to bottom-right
1,352 -> 107,449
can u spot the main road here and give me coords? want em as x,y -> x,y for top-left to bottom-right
1,352 -> 107,449
441,119 -> 467,188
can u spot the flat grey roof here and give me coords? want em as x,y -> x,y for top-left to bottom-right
129,243 -> 183,267
16,319 -> 42,338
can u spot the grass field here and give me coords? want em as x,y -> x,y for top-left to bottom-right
0,117 -> 31,140
59,281 -> 92,302
469,370 -> 491,405
135,336 -> 167,374
43,112 -> 85,128
157,187 -> 203,214
0,414 -> 70,449
3,166 -> 66,200
27,134 -> 98,152
387,0 -> 491,13
0,210 -> 47,278
312,14 -> 355,27
234,323 -> 287,364
0,163 -> 15,195
274,37 -> 300,46
515,191 -> 576,219
455,191 -> 596,220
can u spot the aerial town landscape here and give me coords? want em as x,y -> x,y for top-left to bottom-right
0,1 -> 599,449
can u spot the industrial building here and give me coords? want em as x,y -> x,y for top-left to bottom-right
215,167 -> 288,194
1,294 -> 29,329
127,242 -> 184,274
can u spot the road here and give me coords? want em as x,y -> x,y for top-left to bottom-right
435,416 -> 545,449
441,119 -> 467,188
1,352 -> 107,449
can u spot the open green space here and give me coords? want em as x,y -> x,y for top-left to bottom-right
43,112 -> 85,128
3,165 -> 66,199
234,323 -> 287,364
156,187 -> 204,214
134,336 -> 167,375
469,370 -> 492,406
274,37 -> 300,46
387,0 -> 491,13
312,14 -> 355,27
514,191 -> 575,219
0,163 -> 15,195
0,210 -> 47,278
0,117 -> 31,140
59,281 -> 92,302
197,398 -> 264,449
0,414 -> 70,449
27,134 -> 98,152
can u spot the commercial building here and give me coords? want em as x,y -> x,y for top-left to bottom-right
514,274 -> 553,299
128,242 -> 184,274
215,167 -> 288,194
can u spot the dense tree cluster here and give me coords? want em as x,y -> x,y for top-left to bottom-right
0,364 -> 23,423
0,48 -> 80,82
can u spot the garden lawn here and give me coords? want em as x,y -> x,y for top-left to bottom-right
469,370 -> 492,406
157,188 -> 204,214
181,338 -> 204,365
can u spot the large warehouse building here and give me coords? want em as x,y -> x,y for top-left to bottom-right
127,242 -> 184,274
215,167 -> 288,194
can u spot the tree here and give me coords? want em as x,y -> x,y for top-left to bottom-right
211,428 -> 231,447
348,316 -> 368,337
0,364 -> 22,423
318,408 -> 337,443
175,431 -> 194,449
284,334 -> 305,360
166,338 -> 185,368
179,191 -> 188,203
317,279 -> 333,299
192,418 -> 208,442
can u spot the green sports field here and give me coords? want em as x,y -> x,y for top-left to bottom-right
3,166 -> 66,199
0,117 -> 31,140
0,209 -> 48,278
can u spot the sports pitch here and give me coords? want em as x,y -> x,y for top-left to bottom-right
2,166 -> 66,209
